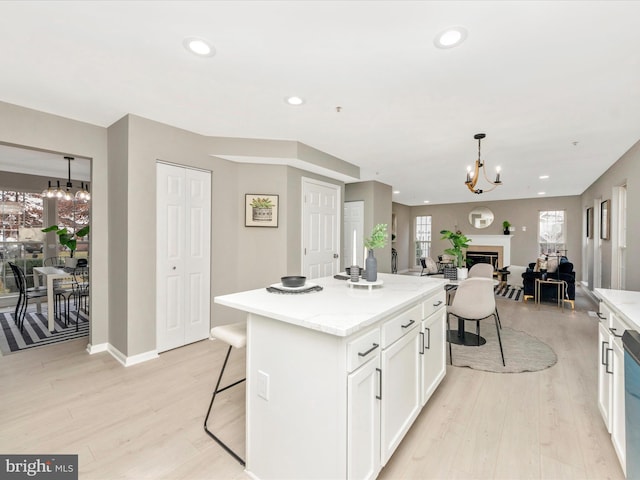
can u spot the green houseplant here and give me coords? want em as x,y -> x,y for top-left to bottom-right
502,220 -> 511,235
41,224 -> 90,261
363,224 -> 388,282
440,229 -> 471,270
249,197 -> 275,222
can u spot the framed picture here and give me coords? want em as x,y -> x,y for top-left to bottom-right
586,207 -> 593,239
600,200 -> 610,240
245,194 -> 279,227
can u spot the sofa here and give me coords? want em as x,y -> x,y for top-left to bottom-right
522,258 -> 575,308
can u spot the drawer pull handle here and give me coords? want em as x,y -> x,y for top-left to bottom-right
433,300 -> 443,307
376,368 -> 382,400
597,312 -> 606,320
609,327 -> 623,338
358,343 -> 379,357
601,340 -> 609,365
401,319 -> 415,329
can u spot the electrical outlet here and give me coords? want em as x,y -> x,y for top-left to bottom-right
257,370 -> 269,401
522,226 -> 527,232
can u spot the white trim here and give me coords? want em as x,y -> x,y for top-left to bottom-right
86,342 -> 108,354
107,344 -> 159,367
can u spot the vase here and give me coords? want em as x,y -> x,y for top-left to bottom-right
456,267 -> 468,280
365,249 -> 377,282
503,228 -> 510,235
65,257 -> 78,268
349,265 -> 360,283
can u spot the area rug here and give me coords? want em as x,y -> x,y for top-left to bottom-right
0,309 -> 89,355
449,326 -> 557,373
494,284 -> 523,301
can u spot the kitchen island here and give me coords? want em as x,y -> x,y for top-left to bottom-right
215,273 -> 448,480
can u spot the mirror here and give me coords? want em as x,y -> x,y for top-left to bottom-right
468,207 -> 494,229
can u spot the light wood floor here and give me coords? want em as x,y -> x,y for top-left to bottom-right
0,287 -> 624,479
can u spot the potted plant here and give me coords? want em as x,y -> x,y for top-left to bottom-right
363,224 -> 388,282
502,220 -> 511,235
440,229 -> 471,280
250,197 -> 274,222
41,224 -> 90,268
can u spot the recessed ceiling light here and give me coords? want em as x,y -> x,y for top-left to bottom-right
183,37 -> 216,57
393,190 -> 400,194
539,175 -> 549,179
285,96 -> 305,106
423,200 -> 430,203
434,27 -> 467,49
538,191 -> 546,195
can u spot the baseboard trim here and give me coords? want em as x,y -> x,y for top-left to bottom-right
106,344 -> 159,367
86,342 -> 108,354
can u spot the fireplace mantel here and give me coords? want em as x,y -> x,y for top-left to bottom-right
466,234 -> 513,268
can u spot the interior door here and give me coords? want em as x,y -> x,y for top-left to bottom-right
302,178 -> 340,279
156,162 -> 211,352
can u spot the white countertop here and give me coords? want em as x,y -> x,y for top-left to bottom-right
214,273 -> 448,337
594,288 -> 640,331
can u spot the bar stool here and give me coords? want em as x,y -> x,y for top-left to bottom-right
204,322 -> 247,466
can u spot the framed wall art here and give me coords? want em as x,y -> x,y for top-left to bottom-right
245,194 -> 279,227
600,199 -> 610,240
586,207 -> 593,239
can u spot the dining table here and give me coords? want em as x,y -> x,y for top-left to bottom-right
32,266 -> 75,331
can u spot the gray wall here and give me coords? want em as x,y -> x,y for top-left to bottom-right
581,138 -> 640,291
345,181 -> 393,273
405,196 -> 583,274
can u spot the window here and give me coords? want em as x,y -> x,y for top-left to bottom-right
538,210 -> 566,256
0,190 -> 45,297
56,198 -> 90,259
415,215 -> 432,265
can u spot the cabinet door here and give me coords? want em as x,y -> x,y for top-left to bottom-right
347,356 -> 381,480
380,325 -> 421,465
611,339 -> 626,474
421,308 -> 446,406
598,321 -> 613,433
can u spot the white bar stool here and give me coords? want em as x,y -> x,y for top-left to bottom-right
204,322 -> 247,466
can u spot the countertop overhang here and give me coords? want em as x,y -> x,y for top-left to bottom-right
214,273 -> 448,337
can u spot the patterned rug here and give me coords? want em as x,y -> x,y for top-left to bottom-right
494,284 -> 523,301
0,308 -> 89,355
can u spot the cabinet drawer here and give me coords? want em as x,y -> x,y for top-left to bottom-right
347,328 -> 381,373
381,304 -> 422,348
422,291 -> 446,319
610,313 -> 630,343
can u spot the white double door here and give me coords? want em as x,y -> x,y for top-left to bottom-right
156,162 -> 211,353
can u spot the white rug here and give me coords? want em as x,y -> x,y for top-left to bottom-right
449,325 -> 557,373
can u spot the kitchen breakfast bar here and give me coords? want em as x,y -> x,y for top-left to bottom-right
214,273 -> 448,480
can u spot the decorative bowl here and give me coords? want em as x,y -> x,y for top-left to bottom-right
281,276 -> 306,288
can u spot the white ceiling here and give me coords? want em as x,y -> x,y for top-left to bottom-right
1,0 -> 639,205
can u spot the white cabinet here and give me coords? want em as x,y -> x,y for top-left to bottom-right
597,297 -> 630,476
347,356 -> 381,480
598,319 -> 613,432
380,322 -> 421,464
420,307 -> 446,406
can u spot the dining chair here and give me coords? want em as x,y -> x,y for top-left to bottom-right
8,262 -> 47,332
43,256 -> 64,267
468,263 -> 494,278
468,262 -> 502,329
447,277 -> 505,366
71,265 -> 89,331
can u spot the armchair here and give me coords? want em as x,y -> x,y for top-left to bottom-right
522,260 -> 575,309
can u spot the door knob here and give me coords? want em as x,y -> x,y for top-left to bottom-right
333,253 -> 339,258
172,266 -> 176,270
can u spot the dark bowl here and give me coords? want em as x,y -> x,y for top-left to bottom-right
281,276 -> 306,288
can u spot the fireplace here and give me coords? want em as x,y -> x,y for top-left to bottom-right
465,235 -> 511,270
467,251 -> 499,270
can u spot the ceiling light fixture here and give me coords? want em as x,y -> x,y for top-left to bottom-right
285,96 -> 305,106
434,27 -> 467,49
465,133 -> 502,194
42,156 -> 90,202
539,175 -> 549,179
183,36 -> 216,57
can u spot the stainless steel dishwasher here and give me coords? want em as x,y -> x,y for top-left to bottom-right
623,330 -> 640,479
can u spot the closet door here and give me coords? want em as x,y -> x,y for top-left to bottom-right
157,162 -> 211,352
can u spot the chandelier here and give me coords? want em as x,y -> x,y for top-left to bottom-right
465,133 -> 502,194
42,156 -> 90,201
